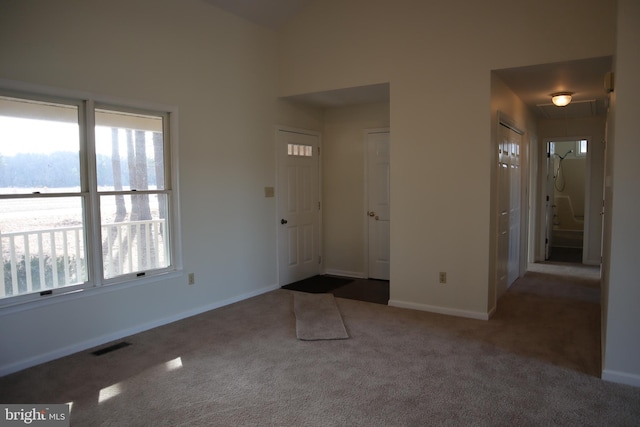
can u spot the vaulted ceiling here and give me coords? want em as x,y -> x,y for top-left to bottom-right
201,1 -> 613,118
201,0 -> 313,29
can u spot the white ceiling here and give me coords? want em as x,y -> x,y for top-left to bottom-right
201,0 -> 313,29
201,1 -> 613,116
285,83 -> 390,108
494,56 -> 613,119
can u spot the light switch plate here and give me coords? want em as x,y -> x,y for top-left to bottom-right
264,186 -> 275,197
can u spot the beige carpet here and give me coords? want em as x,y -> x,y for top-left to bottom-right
1,268 -> 639,426
293,292 -> 349,340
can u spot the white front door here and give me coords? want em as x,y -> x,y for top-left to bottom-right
277,129 -> 321,285
366,130 -> 390,280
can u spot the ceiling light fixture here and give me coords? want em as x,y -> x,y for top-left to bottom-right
551,92 -> 573,107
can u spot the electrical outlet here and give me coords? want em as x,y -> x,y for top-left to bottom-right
188,273 -> 195,285
439,272 -> 447,284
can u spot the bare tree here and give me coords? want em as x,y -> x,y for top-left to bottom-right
131,131 -> 154,268
152,132 -> 166,236
102,128 -> 127,274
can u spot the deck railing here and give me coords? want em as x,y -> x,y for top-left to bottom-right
1,219 -> 167,298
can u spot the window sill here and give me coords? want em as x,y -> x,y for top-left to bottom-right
0,269 -> 183,317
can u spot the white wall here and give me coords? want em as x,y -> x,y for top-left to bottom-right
601,0 -> 640,388
1,0 -> 636,387
0,0 -> 311,375
276,99 -> 324,132
321,102 -> 390,277
279,0 -> 615,319
538,117 -> 606,264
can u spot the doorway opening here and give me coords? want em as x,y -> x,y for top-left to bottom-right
545,139 -> 589,264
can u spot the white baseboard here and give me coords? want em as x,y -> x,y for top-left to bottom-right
0,284 -> 279,377
602,369 -> 640,388
487,304 -> 497,319
388,299 -> 490,321
323,269 -> 365,279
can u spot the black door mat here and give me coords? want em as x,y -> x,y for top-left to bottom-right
281,275 -> 353,293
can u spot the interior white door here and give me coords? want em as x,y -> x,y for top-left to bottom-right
497,122 -> 523,296
277,129 -> 320,285
366,130 -> 390,280
507,131 -> 522,287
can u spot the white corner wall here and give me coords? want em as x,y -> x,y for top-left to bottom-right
279,0 -> 614,319
601,0 -> 640,388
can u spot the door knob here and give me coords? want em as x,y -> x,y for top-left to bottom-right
368,211 -> 375,217
281,219 -> 288,224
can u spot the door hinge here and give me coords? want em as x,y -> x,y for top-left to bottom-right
546,195 -> 549,202
318,255 -> 322,264
318,201 -> 321,210
317,146 -> 320,155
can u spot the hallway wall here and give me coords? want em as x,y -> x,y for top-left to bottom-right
278,0 -> 615,318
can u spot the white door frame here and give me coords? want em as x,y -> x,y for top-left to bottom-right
540,135 -> 593,264
363,127 -> 390,279
275,126 -> 322,286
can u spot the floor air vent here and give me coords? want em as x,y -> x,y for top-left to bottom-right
92,341 -> 131,356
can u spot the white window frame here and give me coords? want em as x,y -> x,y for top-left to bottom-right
576,139 -> 588,157
0,79 -> 182,310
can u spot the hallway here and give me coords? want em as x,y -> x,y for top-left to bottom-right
493,261 -> 601,376
328,262 -> 601,377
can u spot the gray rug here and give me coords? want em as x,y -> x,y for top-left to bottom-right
293,292 -> 349,340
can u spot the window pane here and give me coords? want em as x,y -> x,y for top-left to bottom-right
580,140 -> 587,154
100,193 -> 170,279
95,109 -> 165,191
0,96 -> 80,194
1,197 -> 87,298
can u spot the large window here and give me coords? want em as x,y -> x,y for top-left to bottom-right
0,91 -> 177,305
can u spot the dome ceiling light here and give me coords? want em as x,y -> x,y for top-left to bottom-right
551,92 -> 573,107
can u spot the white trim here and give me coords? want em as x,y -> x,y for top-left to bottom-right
602,369 -> 640,388
498,111 -> 525,135
487,304 -> 497,319
0,283 -> 279,376
324,269 -> 365,279
0,270 -> 182,317
388,299 -> 490,321
0,78 -> 176,113
363,128 -> 391,279
0,78 -> 183,308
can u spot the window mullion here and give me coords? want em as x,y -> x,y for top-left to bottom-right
82,99 -> 103,287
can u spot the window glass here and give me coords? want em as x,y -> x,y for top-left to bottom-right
100,194 -> 170,279
95,109 -> 165,191
578,140 -> 588,156
0,96 -> 80,194
287,143 -> 313,157
0,90 -> 176,304
1,197 -> 87,297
